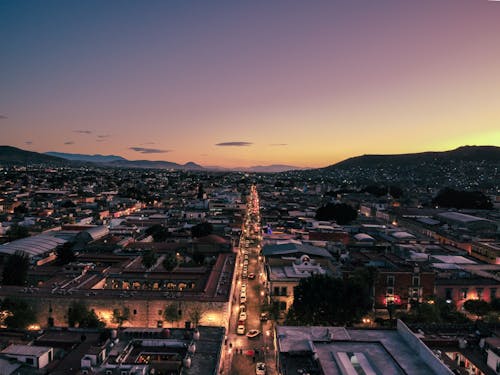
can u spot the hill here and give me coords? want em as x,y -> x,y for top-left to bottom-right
106,159 -> 204,170
45,152 -> 126,163
0,146 -> 68,165
324,146 -> 500,170
1,146 -> 204,170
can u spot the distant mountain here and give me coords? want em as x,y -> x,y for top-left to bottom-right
106,159 -> 204,170
323,146 -> 500,170
203,164 -> 302,172
1,146 -> 203,170
245,164 -> 303,173
0,145 -> 68,165
45,151 -> 127,163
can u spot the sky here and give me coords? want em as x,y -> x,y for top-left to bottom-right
1,0 -> 499,168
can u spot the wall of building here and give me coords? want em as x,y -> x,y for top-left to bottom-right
397,320 -> 454,375
374,271 -> 435,309
25,296 -> 229,329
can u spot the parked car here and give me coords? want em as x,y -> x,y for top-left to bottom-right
259,312 -> 269,321
239,304 -> 246,313
237,324 -> 245,335
248,273 -> 256,279
239,311 -> 247,321
246,329 -> 261,338
256,362 -> 266,375
240,295 -> 247,303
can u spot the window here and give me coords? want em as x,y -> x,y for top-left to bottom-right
25,358 -> 34,365
411,288 -> 419,299
387,275 -> 395,286
412,276 -> 420,286
157,320 -> 163,328
386,287 -> 394,295
280,287 -> 287,296
133,309 -> 137,315
274,287 -> 280,296
445,288 -> 453,300
477,288 -> 484,300
158,310 -> 162,316
491,288 -> 497,300
279,301 -> 287,310
106,371 -> 112,375
461,288 -> 468,299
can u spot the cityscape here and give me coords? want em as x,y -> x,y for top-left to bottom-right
1,1 -> 500,375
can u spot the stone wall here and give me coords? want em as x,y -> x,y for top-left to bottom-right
24,296 -> 229,329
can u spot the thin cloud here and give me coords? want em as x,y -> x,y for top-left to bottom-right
97,134 -> 110,139
25,141 -> 33,145
270,143 -> 288,146
74,130 -> 92,134
142,142 -> 156,145
64,141 -> 75,145
215,142 -> 253,147
129,147 -> 171,154
0,115 -> 8,120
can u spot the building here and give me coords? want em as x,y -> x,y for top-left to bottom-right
275,321 -> 453,374
262,243 -> 338,315
0,344 -> 54,369
471,242 -> 500,265
436,212 -> 497,233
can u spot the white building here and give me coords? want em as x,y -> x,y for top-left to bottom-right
0,344 -> 53,369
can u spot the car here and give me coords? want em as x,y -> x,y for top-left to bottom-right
239,304 -> 246,313
248,273 -> 256,279
241,284 -> 247,292
240,295 -> 247,303
246,329 -> 261,338
239,311 -> 247,321
256,362 -> 266,375
237,324 -> 245,335
259,312 -> 269,321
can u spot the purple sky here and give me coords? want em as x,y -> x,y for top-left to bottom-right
1,1 -> 499,167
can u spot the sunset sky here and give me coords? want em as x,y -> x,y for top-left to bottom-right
1,1 -> 499,167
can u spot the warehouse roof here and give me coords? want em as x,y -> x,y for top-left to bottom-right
0,234 -> 66,258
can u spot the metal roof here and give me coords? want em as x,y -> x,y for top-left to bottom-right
262,243 -> 332,259
0,234 -> 66,257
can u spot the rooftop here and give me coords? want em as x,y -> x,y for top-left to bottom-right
276,322 -> 452,375
1,344 -> 52,357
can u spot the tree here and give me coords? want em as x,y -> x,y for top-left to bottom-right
315,203 -> 357,225
433,188 -> 493,210
2,251 -> 30,286
142,250 -> 158,269
192,251 -> 205,265
491,298 -> 500,311
191,222 -> 213,238
7,224 -> 29,241
0,298 -> 37,329
398,298 -> 470,324
68,301 -> 105,328
286,273 -> 372,326
162,253 -> 178,271
145,224 -> 171,242
56,242 -> 76,265
463,299 -> 491,320
164,303 -> 181,327
188,306 -> 205,328
112,307 -> 130,328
